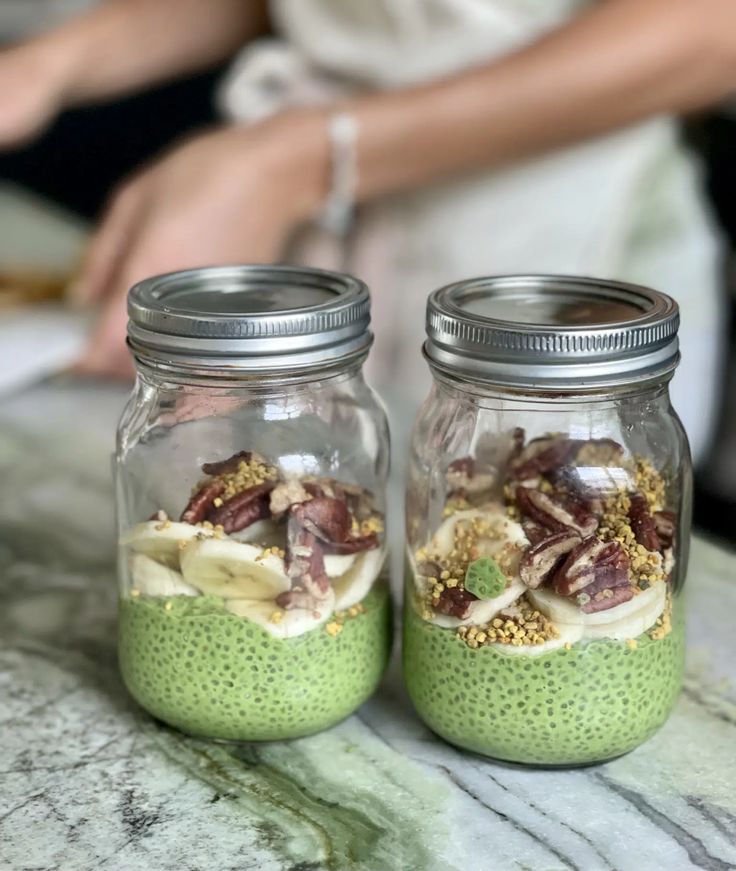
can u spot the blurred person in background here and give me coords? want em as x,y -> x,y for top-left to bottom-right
0,0 -> 224,222
0,0 -> 735,468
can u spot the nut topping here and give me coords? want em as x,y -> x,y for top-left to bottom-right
515,487 -> 598,538
304,478 -> 380,524
653,510 -> 676,549
519,531 -> 582,589
446,457 -> 496,498
509,437 -> 583,482
294,491 -> 379,554
418,430 -> 676,641
180,481 -> 225,524
278,519 -> 330,609
553,537 -> 630,597
320,533 -> 380,555
628,492 -> 661,552
292,497 -> 352,544
201,451 -> 264,476
434,586 -> 476,619
521,519 -> 549,546
206,482 -> 275,533
580,584 -> 634,614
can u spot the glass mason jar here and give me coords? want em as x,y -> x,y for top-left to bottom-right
116,266 -> 392,741
404,276 -> 690,766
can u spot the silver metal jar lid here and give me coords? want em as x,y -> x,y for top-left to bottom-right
425,275 -> 680,390
127,265 -> 372,374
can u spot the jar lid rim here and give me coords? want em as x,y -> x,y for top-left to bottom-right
424,274 -> 680,388
127,265 -> 372,373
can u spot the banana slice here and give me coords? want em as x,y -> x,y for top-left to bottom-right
582,581 -> 666,626
490,621 -> 583,656
528,581 -> 667,632
324,553 -> 357,578
120,520 -> 211,568
429,508 -> 528,560
231,519 -> 285,550
332,549 -> 384,610
226,586 -> 335,639
526,587 -> 581,625
432,577 -> 526,628
129,553 -> 200,597
181,538 -> 290,600
415,507 -> 528,597
582,583 -> 667,640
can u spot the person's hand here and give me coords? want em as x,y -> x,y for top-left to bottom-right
0,43 -> 73,148
72,113 -> 327,378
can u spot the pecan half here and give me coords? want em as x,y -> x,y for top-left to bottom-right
509,437 -> 583,481
628,492 -> 661,552
545,465 -> 606,503
201,451 -> 264,476
519,530 -> 582,589
653,510 -> 676,549
446,457 -> 496,497
581,584 -> 634,614
180,480 -> 225,524
522,519 -> 549,546
515,487 -> 598,537
553,537 -> 630,597
292,494 -> 379,553
434,586 -> 476,619
510,427 -> 525,460
292,497 -> 351,544
447,457 -> 474,477
278,523 -> 330,610
206,481 -> 275,533
320,534 -> 379,554
304,478 -> 379,521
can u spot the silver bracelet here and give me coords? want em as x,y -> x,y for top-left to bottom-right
318,111 -> 358,238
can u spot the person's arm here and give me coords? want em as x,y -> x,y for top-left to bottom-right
0,0 -> 269,146
349,0 -> 736,200
43,0 -> 270,105
72,0 -> 736,377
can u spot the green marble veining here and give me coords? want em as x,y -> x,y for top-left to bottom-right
148,720 -> 451,871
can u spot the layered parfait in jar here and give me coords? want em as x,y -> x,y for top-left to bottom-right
119,450 -> 391,740
404,431 -> 683,766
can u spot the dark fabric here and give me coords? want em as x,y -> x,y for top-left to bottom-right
690,111 -> 736,542
0,67 -> 223,219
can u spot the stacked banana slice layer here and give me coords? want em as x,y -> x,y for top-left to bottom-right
122,519 -> 384,638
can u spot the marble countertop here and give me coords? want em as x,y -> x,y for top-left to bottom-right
1,383 -> 735,871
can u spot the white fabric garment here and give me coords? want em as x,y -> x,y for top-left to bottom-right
221,0 -> 724,463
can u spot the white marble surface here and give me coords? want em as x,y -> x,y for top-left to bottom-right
1,383 -> 736,871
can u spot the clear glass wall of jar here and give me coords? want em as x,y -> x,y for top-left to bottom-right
116,266 -> 392,741
404,276 -> 690,766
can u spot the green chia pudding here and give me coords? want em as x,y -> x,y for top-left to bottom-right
403,598 -> 683,766
405,433 -> 685,766
118,451 -> 391,740
119,586 -> 392,740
